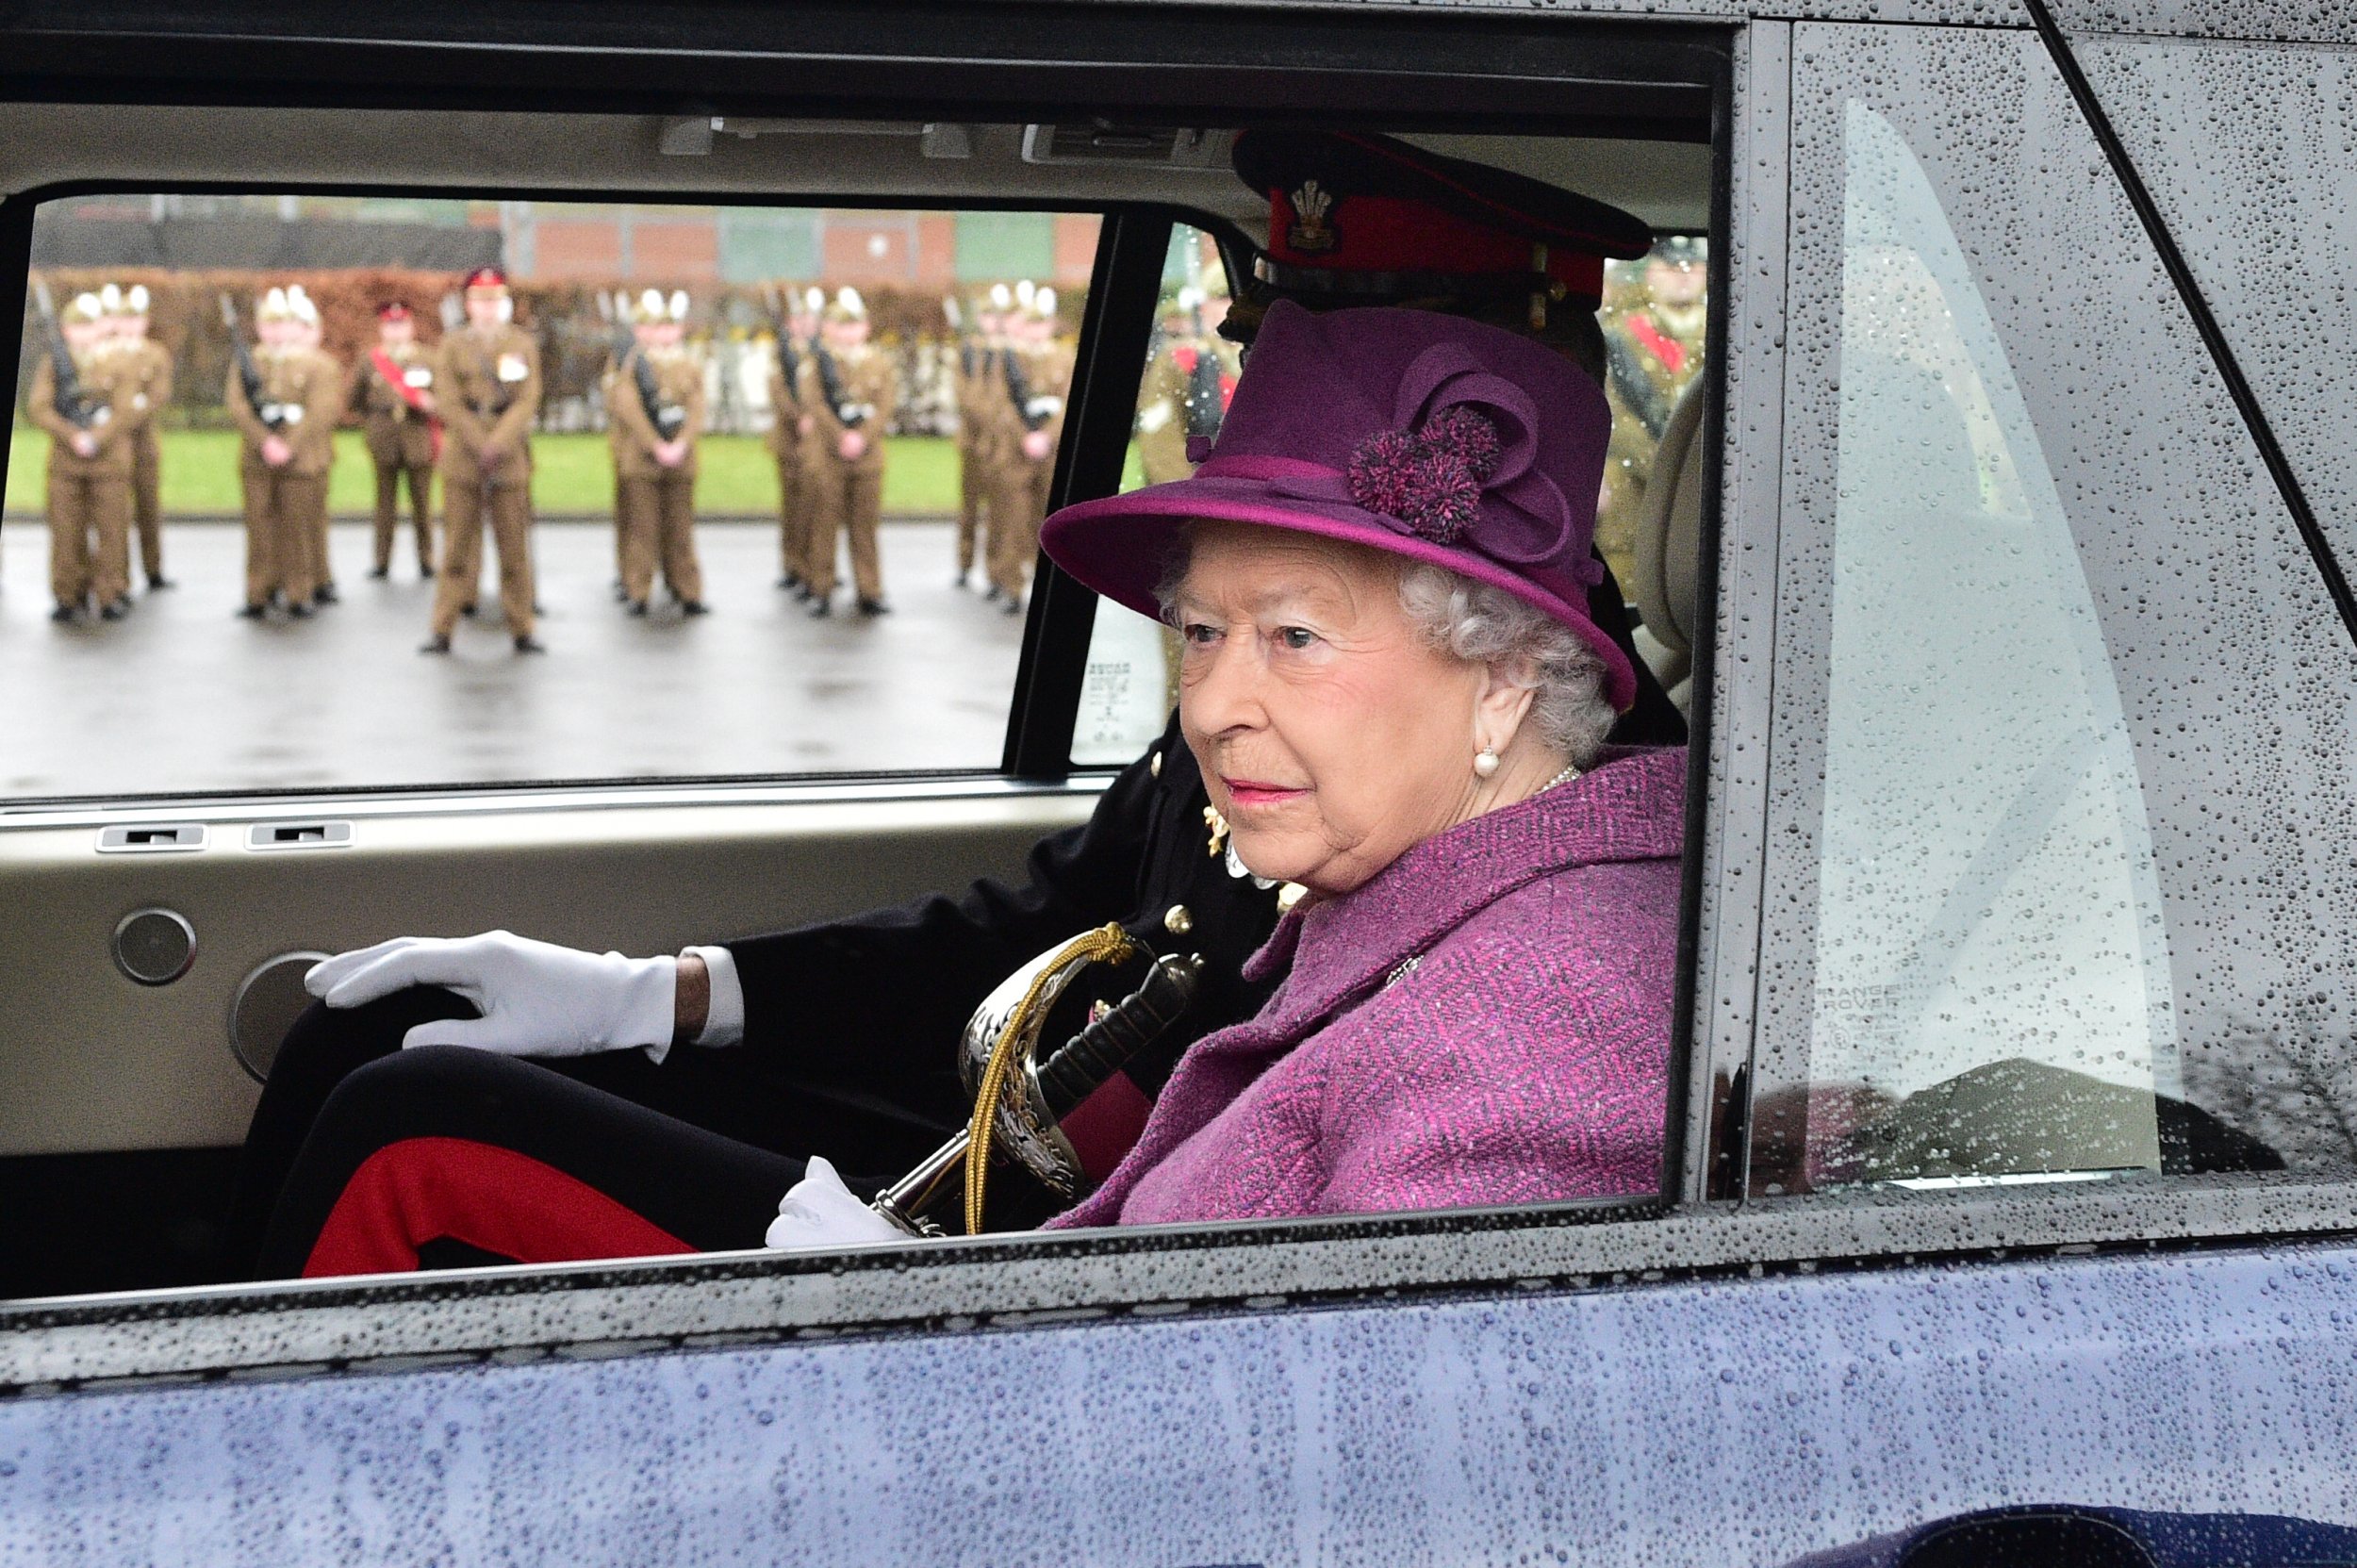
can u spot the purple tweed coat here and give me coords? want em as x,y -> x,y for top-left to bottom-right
1050,745 -> 1687,1229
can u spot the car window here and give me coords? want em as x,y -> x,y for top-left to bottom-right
6,194 -> 1100,798
2051,35 -> 2357,614
1070,222 -> 1232,767
1755,24 -> 2357,1193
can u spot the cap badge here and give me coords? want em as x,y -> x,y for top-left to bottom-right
1287,180 -> 1338,255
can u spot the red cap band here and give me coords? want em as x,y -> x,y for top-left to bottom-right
1264,191 -> 1606,301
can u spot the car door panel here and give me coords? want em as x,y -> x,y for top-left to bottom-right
0,786 -> 1096,1157
2,1241 -> 2350,1564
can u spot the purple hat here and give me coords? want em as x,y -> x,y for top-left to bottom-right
1041,300 -> 1636,711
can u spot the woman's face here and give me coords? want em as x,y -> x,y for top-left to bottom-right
1171,523 -> 1515,897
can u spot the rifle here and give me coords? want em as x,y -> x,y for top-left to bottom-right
812,343 -> 873,430
219,294 -> 290,434
944,295 -> 972,380
1183,344 -> 1226,441
761,285 -> 800,406
632,345 -> 686,442
29,279 -> 102,430
1003,350 -> 1061,436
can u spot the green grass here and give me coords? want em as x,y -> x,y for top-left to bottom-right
5,426 -> 1001,519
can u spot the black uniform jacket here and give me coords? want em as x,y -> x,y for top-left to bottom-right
719,711 -> 1287,1183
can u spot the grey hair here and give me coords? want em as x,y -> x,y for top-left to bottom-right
1393,561 -> 1616,768
1153,535 -> 1616,767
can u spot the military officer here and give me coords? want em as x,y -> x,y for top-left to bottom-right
423,266 -> 543,654
350,301 -> 439,581
608,288 -> 708,617
27,290 -> 140,622
598,288 -> 648,602
1597,236 -> 1708,585
798,286 -> 897,619
981,282 -> 1072,614
225,286 -> 339,619
103,283 -> 176,592
1132,288 -> 1195,487
766,286 -> 821,599
1133,285 -> 1240,487
951,282 -> 1010,588
276,289 -> 345,605
227,142 -> 1690,1264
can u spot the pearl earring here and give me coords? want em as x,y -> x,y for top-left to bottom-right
1473,748 -> 1501,779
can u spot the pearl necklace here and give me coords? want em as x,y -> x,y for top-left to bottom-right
1541,762 -> 1582,792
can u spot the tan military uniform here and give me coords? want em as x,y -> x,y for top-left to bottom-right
952,340 -> 1001,578
609,342 -> 707,606
798,345 -> 898,602
984,339 -> 1075,601
764,342 -> 811,585
603,351 -> 641,585
350,341 -> 439,575
1597,302 -> 1706,586
431,323 -> 542,639
225,346 -> 338,610
27,350 -> 141,611
114,338 -> 173,584
1133,335 -> 1237,488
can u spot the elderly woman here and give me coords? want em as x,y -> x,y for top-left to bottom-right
249,303 -> 1682,1276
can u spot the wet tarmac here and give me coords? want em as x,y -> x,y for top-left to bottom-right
1,519 -> 1027,800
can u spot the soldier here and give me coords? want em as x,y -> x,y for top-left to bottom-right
982,282 -> 1073,615
609,288 -> 708,617
350,301 -> 439,581
275,289 -> 344,605
1132,286 -> 1239,487
950,282 -> 1010,588
226,286 -> 339,619
422,266 -> 544,655
1132,288 -> 1195,487
27,290 -> 140,622
797,286 -> 897,619
104,283 -> 176,593
765,286 -> 820,599
1597,236 -> 1708,585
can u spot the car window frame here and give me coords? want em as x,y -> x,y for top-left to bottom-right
25,8 -> 2255,1393
0,180 -> 1191,811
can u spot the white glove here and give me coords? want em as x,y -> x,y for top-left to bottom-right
305,931 -> 676,1057
765,1157 -> 906,1250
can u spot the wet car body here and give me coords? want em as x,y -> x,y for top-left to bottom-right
5,2 -> 2357,1563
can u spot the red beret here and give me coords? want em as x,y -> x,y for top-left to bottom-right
462,266 -> 509,293
377,301 -> 413,322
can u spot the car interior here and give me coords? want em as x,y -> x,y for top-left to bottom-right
0,83 -> 1722,1301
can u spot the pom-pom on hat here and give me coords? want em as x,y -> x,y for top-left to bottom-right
1040,301 -> 1636,711
97,283 -> 124,314
125,285 -> 150,315
61,291 -> 104,324
825,287 -> 866,323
